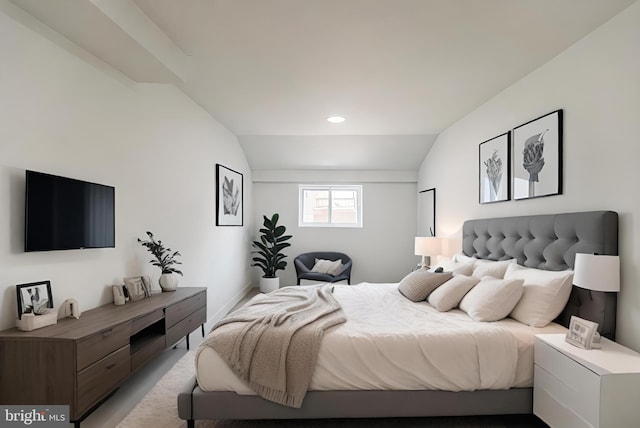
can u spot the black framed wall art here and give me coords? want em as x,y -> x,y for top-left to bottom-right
479,132 -> 510,204
418,188 -> 436,236
512,109 -> 563,200
216,164 -> 243,226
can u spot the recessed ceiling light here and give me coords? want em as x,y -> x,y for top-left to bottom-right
327,116 -> 345,123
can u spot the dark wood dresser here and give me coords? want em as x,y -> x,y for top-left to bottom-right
0,286 -> 206,425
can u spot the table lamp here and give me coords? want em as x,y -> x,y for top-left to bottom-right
414,237 -> 442,270
573,253 -> 620,292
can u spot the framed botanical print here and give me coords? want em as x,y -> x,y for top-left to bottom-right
479,132 -> 510,204
216,164 -> 243,226
512,110 -> 563,200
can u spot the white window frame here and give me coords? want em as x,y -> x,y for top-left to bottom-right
298,184 -> 363,228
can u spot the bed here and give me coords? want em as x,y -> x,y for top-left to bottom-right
178,210 -> 618,426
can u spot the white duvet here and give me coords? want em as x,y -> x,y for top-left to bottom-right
196,283 -> 566,393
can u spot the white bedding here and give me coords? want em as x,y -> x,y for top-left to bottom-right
196,283 -> 567,394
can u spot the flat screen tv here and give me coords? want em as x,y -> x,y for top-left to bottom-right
25,170 -> 115,252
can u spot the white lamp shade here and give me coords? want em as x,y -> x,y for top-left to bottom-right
573,253 -> 620,292
414,237 -> 442,257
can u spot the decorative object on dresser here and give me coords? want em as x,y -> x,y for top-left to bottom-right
479,132 -> 510,204
60,298 -> 81,319
565,316 -> 600,349
512,109 -> 563,200
16,280 -> 53,318
15,280 -> 57,331
216,163 -> 243,226
252,213 -> 292,293
137,231 -> 183,292
414,236 -> 442,269
112,285 -> 127,305
0,287 -> 206,427
534,334 -> 640,428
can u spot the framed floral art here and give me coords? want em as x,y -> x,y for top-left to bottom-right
479,132 -> 510,204
512,110 -> 563,200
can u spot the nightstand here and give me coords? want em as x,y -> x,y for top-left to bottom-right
534,333 -> 640,428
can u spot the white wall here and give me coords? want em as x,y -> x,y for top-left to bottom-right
253,177 -> 417,286
0,5 -> 254,330
418,3 -> 640,349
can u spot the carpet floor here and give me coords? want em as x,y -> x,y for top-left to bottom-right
117,351 -> 547,428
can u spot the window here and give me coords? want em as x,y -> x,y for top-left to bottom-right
299,185 -> 362,228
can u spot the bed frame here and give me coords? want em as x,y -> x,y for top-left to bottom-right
178,210 -> 618,426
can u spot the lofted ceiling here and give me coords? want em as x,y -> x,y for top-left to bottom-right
8,0 -> 636,171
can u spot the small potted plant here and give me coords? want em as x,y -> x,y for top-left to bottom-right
252,213 -> 292,292
138,231 -> 183,292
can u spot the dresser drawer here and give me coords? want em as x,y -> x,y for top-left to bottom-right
534,365 -> 597,426
76,345 -> 130,416
131,335 -> 165,373
165,291 -> 206,328
76,322 -> 130,371
534,339 -> 600,400
166,306 -> 206,346
131,308 -> 164,336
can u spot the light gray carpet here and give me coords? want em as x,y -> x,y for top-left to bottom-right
118,351 -> 547,428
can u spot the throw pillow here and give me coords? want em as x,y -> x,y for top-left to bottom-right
453,253 -> 476,263
471,259 -> 516,279
505,263 -> 574,327
312,258 -> 343,276
398,270 -> 453,302
428,274 -> 480,312
459,277 -> 524,322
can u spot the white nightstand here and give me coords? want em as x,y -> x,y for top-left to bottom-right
534,333 -> 640,428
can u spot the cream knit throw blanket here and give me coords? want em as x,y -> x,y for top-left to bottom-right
199,284 -> 345,408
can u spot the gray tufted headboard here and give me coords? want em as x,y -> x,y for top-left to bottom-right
462,211 -> 618,339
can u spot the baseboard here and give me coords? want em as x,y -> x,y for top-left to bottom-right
207,282 -> 255,325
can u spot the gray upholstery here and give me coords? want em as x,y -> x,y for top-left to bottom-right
294,252 -> 352,284
462,210 -> 618,338
178,210 -> 619,425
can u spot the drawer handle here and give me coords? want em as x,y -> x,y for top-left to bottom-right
102,328 -> 114,336
105,363 -> 117,370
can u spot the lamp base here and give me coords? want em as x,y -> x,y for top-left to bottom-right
418,255 -> 431,270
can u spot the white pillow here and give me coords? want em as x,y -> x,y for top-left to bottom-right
428,256 -> 475,276
506,264 -> 574,327
453,253 -> 476,263
459,277 -> 524,322
471,259 -> 516,279
312,258 -> 343,275
428,274 -> 480,312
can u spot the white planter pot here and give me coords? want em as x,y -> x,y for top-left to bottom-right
159,273 -> 178,292
259,276 -> 279,293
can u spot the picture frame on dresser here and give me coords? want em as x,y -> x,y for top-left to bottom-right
565,315 -> 599,349
16,280 -> 53,319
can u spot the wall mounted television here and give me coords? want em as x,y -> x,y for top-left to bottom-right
24,170 -> 115,252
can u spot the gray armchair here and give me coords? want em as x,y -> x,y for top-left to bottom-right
294,252 -> 352,285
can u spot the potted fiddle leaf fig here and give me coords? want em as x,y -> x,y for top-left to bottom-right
251,213 -> 292,292
138,231 -> 183,292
